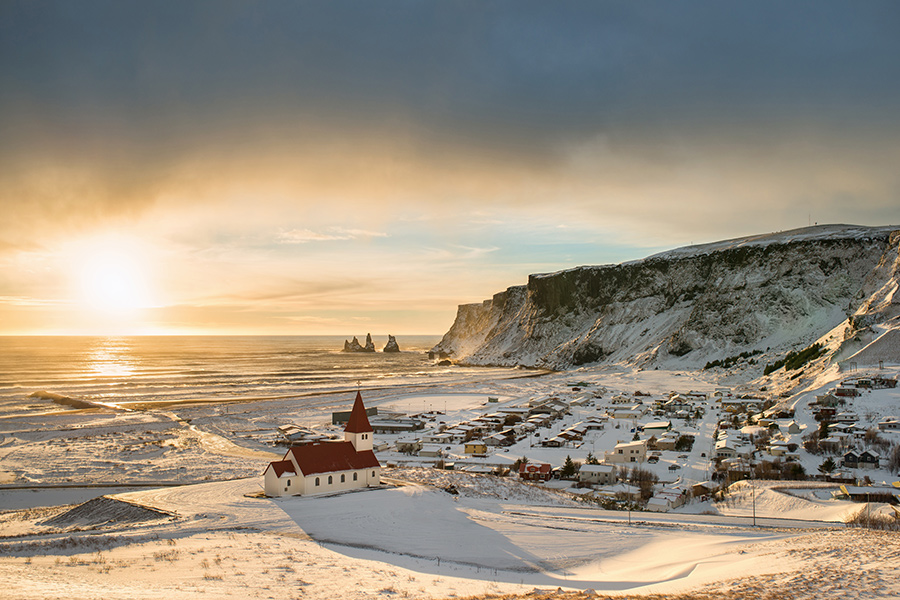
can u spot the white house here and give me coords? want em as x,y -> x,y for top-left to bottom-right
715,438 -> 737,459
263,391 -> 381,497
606,440 -> 647,464
578,463 -> 617,485
646,487 -> 687,512
878,417 -> 900,431
611,406 -> 646,419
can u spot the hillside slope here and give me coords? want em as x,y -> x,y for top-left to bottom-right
433,225 -> 900,369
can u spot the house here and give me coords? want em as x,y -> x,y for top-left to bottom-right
395,439 -> 423,454
815,392 -> 842,407
484,432 -> 515,447
558,428 -> 584,442
878,417 -> 900,432
369,418 -> 424,434
584,418 -> 607,431
422,432 -> 454,445
578,464 -> 617,485
264,391 -> 381,497
498,407 -> 530,417
655,432 -> 680,451
767,440 -> 791,457
838,484 -> 900,504
843,449 -> 880,469
593,482 -> 642,502
819,434 -> 851,453
782,421 -> 803,435
715,438 -> 737,459
418,444 -> 444,458
611,406 -> 645,420
646,488 -> 686,512
464,441 -> 488,455
643,421 -> 671,433
833,386 -> 860,398
606,440 -> 647,464
527,414 -> 552,427
519,462 -> 553,481
692,481 -> 717,497
529,400 -> 569,418
833,412 -> 859,425
276,424 -> 330,445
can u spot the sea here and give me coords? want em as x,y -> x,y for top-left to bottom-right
0,335 -> 509,414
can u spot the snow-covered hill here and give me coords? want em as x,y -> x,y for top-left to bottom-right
433,225 -> 900,370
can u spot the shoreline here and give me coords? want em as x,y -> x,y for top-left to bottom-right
32,368 -> 557,412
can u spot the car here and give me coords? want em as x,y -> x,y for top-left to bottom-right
701,452 -> 706,457
678,454 -> 688,458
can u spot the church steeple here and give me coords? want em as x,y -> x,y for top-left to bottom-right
344,391 -> 373,452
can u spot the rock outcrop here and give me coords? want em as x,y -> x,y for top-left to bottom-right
431,224 -> 900,370
383,335 -> 401,353
343,334 -> 376,353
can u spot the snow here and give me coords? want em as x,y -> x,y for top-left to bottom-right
2,363 -> 900,599
645,224 -> 899,262
380,393 -> 503,413
842,326 -> 900,368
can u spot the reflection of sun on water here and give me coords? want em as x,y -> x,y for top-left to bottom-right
86,338 -> 136,378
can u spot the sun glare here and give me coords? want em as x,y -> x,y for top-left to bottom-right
71,234 -> 156,316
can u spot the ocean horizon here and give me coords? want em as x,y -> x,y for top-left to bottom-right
0,335 -> 470,414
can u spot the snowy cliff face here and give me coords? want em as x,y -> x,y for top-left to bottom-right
432,225 -> 900,369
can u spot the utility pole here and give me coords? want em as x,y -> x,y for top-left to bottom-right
751,473 -> 756,527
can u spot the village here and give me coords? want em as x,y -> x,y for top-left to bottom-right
263,369 -> 900,513
3,363 -> 900,600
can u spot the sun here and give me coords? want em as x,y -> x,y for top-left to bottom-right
71,234 -> 156,315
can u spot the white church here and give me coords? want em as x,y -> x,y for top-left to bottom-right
263,391 -> 382,497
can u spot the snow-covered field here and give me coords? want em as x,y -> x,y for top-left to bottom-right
1,364 -> 898,599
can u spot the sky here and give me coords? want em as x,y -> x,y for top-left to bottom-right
1,1 -> 899,336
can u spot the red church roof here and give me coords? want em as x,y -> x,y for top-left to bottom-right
344,391 -> 373,434
266,460 -> 297,478
286,441 -> 380,476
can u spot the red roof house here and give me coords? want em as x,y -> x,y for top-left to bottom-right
519,462 -> 553,481
264,391 -> 382,497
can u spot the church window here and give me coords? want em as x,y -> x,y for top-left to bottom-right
287,479 -> 291,486
340,474 -> 345,483
328,475 -> 333,485
353,472 -> 358,481
315,477 -> 320,486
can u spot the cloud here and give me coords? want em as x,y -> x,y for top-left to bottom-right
2,2 -> 900,334
277,228 -> 388,244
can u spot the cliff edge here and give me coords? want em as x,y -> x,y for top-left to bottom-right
432,224 -> 900,370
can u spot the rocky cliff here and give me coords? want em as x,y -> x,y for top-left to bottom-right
432,225 -> 900,369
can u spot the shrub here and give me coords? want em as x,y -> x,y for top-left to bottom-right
674,435 -> 694,452
764,342 -> 827,375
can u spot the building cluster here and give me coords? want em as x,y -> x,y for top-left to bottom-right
261,370 -> 899,508
710,372 -> 900,485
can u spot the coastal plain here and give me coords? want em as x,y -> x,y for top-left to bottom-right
1,363 -> 898,599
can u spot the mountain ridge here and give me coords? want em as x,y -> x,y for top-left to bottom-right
433,224 -> 900,372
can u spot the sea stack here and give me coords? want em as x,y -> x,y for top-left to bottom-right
383,335 -> 400,353
342,334 -> 377,352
